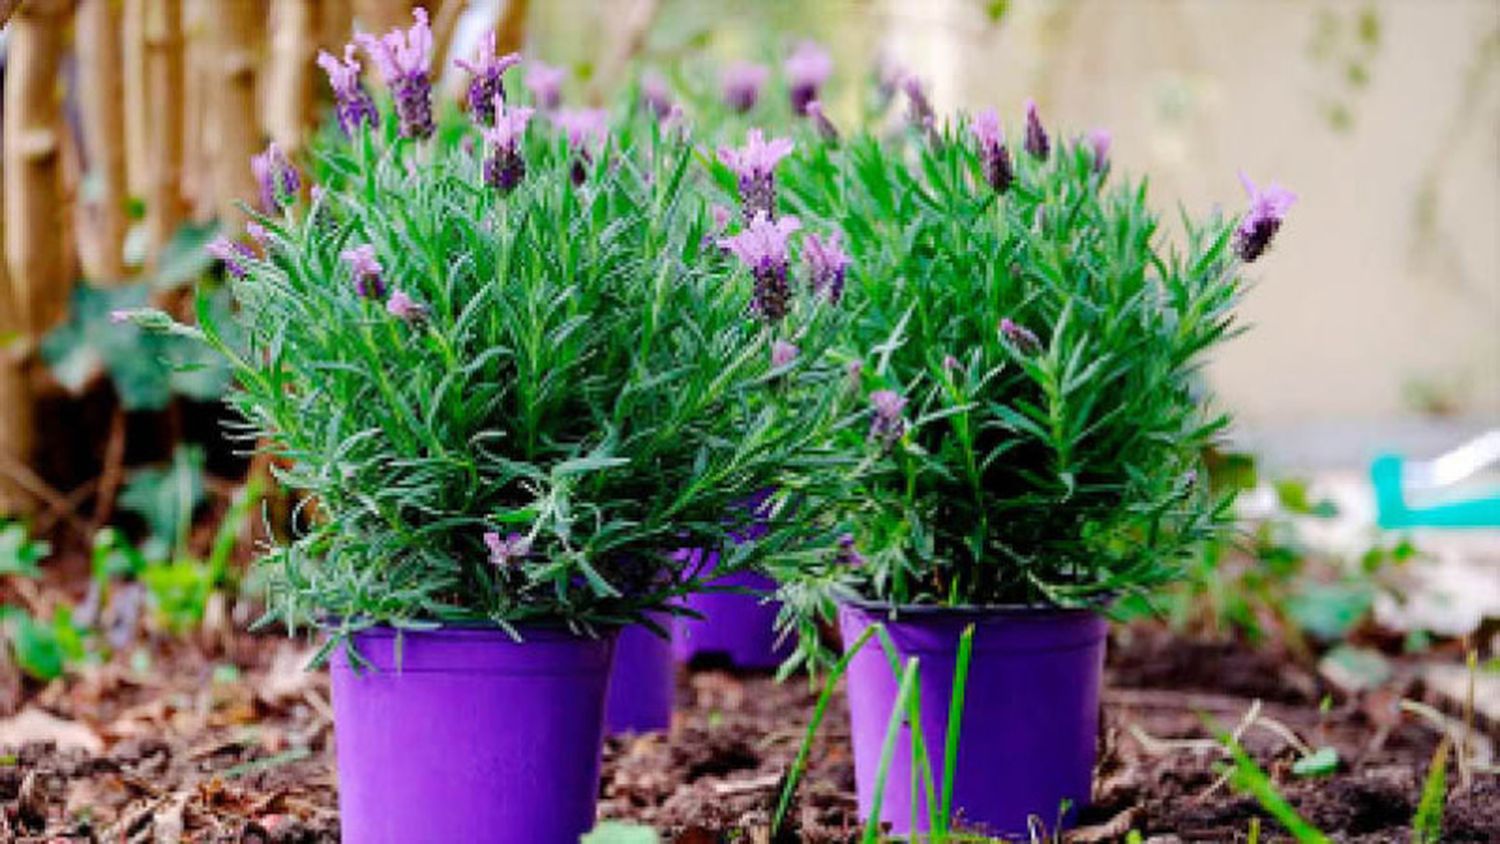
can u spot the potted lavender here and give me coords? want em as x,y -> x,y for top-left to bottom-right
775,101 -> 1294,835
126,13 -> 848,841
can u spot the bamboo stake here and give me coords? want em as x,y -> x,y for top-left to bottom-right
352,0 -> 412,36
429,0 -> 463,72
495,0 -> 529,56
206,0 -> 263,230
76,0 -> 130,283
123,0 -> 149,203
143,0 -> 187,260
317,0 -> 355,51
264,0 -> 318,154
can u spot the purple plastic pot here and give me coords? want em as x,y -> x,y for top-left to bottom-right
606,621 -> 675,735
672,550 -> 792,670
330,625 -> 616,843
838,602 -> 1107,837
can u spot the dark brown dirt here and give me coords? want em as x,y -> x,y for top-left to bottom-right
1,623 -> 1495,842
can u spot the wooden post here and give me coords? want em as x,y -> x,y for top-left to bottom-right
264,0 -> 317,155
317,0 -> 354,51
76,0 -> 131,283
206,0 -> 263,230
496,0 -> 529,56
1,0 -> 71,514
123,0 -> 149,203
143,0 -> 186,259
352,0 -> 412,36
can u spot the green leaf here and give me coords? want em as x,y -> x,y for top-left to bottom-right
1217,730 -> 1331,843
1291,746 -> 1339,778
581,823 -> 659,844
1318,644 -> 1392,693
1285,581 -> 1373,641
152,221 -> 220,291
1411,739 -> 1449,843
0,523 -> 50,577
5,610 -> 66,681
119,445 -> 207,550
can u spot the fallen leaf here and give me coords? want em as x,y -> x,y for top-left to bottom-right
0,707 -> 104,754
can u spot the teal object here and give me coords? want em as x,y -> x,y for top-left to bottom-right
1371,432 -> 1500,528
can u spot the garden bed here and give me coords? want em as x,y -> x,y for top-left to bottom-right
2,622 -> 1491,842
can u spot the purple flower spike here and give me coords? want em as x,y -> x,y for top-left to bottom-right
553,107 -> 609,150
1234,172 -> 1296,263
970,108 -> 1014,194
1088,128 -> 1112,172
640,70 -> 673,119
356,8 -> 434,139
784,41 -> 832,115
250,142 -> 301,214
482,98 -> 535,193
869,389 -> 908,445
340,244 -> 387,300
721,61 -> 769,113
454,32 -> 521,126
386,290 -> 429,322
207,236 -> 254,279
802,230 -> 850,304
245,222 -> 270,250
525,60 -> 565,110
943,354 -> 961,372
484,531 -> 532,568
1024,98 -> 1050,160
836,533 -> 864,567
719,129 -> 794,223
1000,317 -> 1042,354
317,45 -> 378,136
903,74 -> 936,133
771,339 -> 799,368
720,213 -> 802,323
804,100 -> 840,143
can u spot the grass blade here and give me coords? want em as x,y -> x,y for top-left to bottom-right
864,655 -> 921,844
938,623 -> 976,833
1412,737 -> 1450,844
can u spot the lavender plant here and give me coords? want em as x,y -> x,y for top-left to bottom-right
768,104 -> 1293,655
125,35 -> 851,639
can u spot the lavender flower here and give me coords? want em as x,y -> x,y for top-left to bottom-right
876,54 -> 906,103
482,98 -> 535,193
804,100 -> 840,143
525,61 -> 565,110
454,31 -> 521,126
207,236 -> 254,279
770,339 -> 799,368
386,290 -> 428,322
847,359 -> 864,389
970,108 -> 1013,194
245,222 -> 271,251
250,142 -> 300,214
316,45 -> 378,136
784,41 -> 832,115
943,354 -> 961,372
484,531 -> 532,568
553,108 -> 609,186
340,244 -> 387,300
640,70 -> 673,119
1088,128 -> 1111,173
835,533 -> 864,567
1000,317 -> 1042,354
721,61 -> 769,113
357,8 -> 434,140
869,389 -> 907,445
1233,172 -> 1296,263
802,230 -> 850,304
719,129 -> 794,223
1023,98 -> 1050,160
720,213 -> 802,322
903,74 -> 935,133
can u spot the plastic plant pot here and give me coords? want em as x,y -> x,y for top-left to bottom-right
331,625 -> 616,843
672,549 -> 792,670
837,602 -> 1107,837
606,620 -> 675,735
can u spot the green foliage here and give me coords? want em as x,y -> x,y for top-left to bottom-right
1291,746 -> 1340,778
119,444 -> 208,557
130,103 -> 850,633
773,118 -> 1243,635
581,822 -> 660,844
1412,739 -> 1450,843
1216,730 -> 1331,844
41,282 -> 233,411
0,521 -> 50,578
0,606 -> 88,682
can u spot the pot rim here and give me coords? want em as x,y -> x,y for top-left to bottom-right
838,596 -> 1108,619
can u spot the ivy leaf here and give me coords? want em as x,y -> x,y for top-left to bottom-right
0,523 -> 50,577
119,445 -> 207,550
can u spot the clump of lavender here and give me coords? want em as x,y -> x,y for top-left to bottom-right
721,61 -> 769,113
868,389 -> 907,446
804,100 -> 840,143
454,31 -> 520,126
720,213 -> 801,323
316,45 -> 378,136
357,8 -> 434,140
1023,98 -> 1050,160
640,70 -> 673,119
484,531 -> 532,568
482,98 -> 535,193
784,40 -> 832,115
525,60 -> 565,110
1087,128 -> 1111,173
969,108 -> 1013,194
999,317 -> 1042,354
1233,172 -> 1296,263
802,230 -> 850,304
340,244 -> 387,300
719,129 -> 794,223
207,236 -> 254,279
553,108 -> 609,186
251,142 -> 301,213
